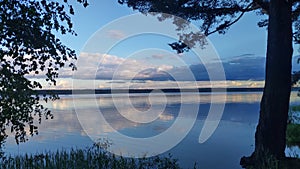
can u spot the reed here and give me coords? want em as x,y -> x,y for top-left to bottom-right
0,144 -> 181,169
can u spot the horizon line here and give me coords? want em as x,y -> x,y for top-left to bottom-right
35,87 -> 300,95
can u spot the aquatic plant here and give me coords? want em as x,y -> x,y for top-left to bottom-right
0,143 -> 181,169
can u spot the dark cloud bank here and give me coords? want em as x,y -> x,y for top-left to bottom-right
132,55 -> 268,81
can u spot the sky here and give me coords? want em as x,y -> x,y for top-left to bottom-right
64,0 -> 269,58
37,0 -> 300,89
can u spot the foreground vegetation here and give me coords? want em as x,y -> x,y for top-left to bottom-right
287,124 -> 300,146
245,157 -> 300,169
0,143 -> 182,169
245,105 -> 300,169
287,105 -> 300,146
2,105 -> 300,169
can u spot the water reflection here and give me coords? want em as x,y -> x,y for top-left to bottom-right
3,92 -> 300,169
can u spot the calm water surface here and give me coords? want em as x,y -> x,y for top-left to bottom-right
4,92 -> 300,169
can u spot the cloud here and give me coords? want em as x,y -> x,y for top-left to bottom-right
73,52 -> 269,82
106,30 -> 126,40
74,52 -> 174,81
156,54 -> 266,81
223,56 -> 265,80
230,53 -> 255,58
94,80 -> 264,90
187,55 -> 266,81
55,79 -> 72,89
28,53 -> 271,90
151,54 -> 165,59
150,53 -> 184,60
39,78 -> 266,90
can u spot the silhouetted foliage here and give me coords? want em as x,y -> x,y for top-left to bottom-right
292,57 -> 300,85
118,0 -> 300,51
0,0 -> 87,154
118,0 -> 261,52
292,71 -> 300,86
168,41 -> 190,54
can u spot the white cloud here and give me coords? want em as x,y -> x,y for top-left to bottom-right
38,77 -> 265,90
106,30 -> 126,40
29,53 -> 270,90
74,52 -> 174,80
55,79 -> 73,89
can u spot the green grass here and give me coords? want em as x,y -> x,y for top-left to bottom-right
0,145 -> 182,169
244,154 -> 300,169
287,105 -> 300,146
245,158 -> 300,169
290,105 -> 300,112
244,105 -> 300,169
4,105 -> 300,169
287,123 -> 300,146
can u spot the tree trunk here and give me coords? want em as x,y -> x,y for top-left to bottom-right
241,0 -> 293,167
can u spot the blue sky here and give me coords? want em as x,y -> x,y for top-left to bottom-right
61,0 -> 270,58
39,1 -> 300,89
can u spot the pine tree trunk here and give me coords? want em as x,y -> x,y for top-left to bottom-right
241,0 -> 293,167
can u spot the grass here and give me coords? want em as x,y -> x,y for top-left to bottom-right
0,143 -> 182,169
287,123 -> 300,146
244,154 -> 300,169
3,105 -> 300,169
287,105 -> 300,146
245,156 -> 279,169
244,105 -> 300,169
290,105 -> 300,112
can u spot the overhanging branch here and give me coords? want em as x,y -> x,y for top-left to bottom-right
253,0 -> 269,14
206,2 -> 255,36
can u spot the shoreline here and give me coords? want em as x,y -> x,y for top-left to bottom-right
35,87 -> 300,95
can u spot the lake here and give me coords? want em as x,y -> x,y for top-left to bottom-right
4,92 -> 300,169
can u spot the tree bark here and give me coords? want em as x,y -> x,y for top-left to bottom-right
241,0 -> 293,167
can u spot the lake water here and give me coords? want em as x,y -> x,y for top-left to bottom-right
3,92 -> 300,169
